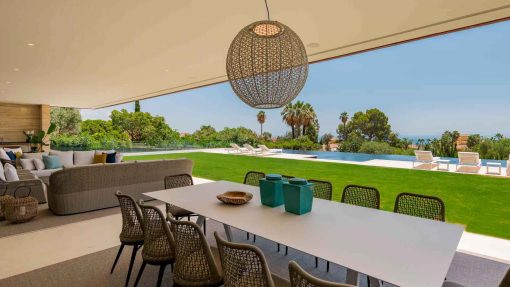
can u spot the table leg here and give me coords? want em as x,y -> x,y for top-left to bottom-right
346,269 -> 358,285
223,224 -> 233,242
196,216 -> 205,227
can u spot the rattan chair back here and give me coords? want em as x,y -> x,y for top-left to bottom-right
169,218 -> 223,286
139,202 -> 175,263
289,261 -> 355,287
394,192 -> 445,221
214,231 -> 274,287
243,171 -> 265,187
164,174 -> 193,219
115,191 -> 144,244
341,185 -> 380,209
308,179 -> 333,200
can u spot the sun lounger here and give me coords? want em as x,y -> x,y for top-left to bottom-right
457,152 -> 481,171
228,143 -> 248,153
243,144 -> 262,154
258,145 -> 282,154
413,150 -> 440,168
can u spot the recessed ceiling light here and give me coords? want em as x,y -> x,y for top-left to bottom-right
27,43 -> 35,46
13,68 -> 20,72
6,81 -> 11,85
164,69 -> 169,72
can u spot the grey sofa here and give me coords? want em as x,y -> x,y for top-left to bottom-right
0,169 -> 47,203
47,159 -> 193,215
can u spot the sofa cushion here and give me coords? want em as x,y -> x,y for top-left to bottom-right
95,150 -> 115,155
0,162 -> 5,181
116,153 -> 124,163
4,147 -> 23,155
93,153 -> 107,164
33,158 -> 45,170
4,163 -> 19,182
20,158 -> 36,170
43,155 -> 63,169
105,152 -> 116,163
73,151 -> 95,165
31,168 -> 62,178
0,148 -> 10,161
6,151 -> 16,160
22,152 -> 48,161
49,150 -> 74,167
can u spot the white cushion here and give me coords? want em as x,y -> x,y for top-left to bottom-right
33,158 -> 45,170
0,148 -> 10,161
115,153 -> 124,163
49,150 -> 74,168
4,163 -> 19,182
0,162 -> 5,181
22,152 -> 48,161
30,168 -> 62,178
73,150 -> 95,166
20,158 -> 36,170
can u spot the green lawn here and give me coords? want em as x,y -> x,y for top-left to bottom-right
126,152 -> 510,240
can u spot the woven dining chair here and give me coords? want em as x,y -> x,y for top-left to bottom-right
289,261 -> 355,287
394,192 -> 445,222
341,185 -> 380,210
214,231 -> 289,287
111,191 -> 144,287
134,201 -> 176,287
243,171 -> 265,242
169,218 -> 223,287
164,174 -> 207,234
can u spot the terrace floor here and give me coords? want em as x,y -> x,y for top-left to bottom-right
1,177 -> 509,287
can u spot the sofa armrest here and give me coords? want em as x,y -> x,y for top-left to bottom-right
0,158 -> 16,167
0,178 -> 45,199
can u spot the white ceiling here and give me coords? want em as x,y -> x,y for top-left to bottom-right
0,0 -> 509,108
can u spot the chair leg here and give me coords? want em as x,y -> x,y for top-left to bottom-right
253,234 -> 256,242
327,261 -> 330,272
156,264 -> 167,287
124,245 -> 139,287
187,215 -> 190,221
133,261 -> 146,287
315,257 -> 318,268
203,218 -> 207,235
285,246 -> 288,255
110,243 -> 125,274
246,232 -> 250,240
277,243 -> 280,252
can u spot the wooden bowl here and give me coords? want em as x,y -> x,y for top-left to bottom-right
217,191 -> 253,205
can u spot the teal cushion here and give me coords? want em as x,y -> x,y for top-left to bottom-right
42,155 -> 62,169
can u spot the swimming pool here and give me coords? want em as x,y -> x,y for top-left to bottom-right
283,150 -> 508,167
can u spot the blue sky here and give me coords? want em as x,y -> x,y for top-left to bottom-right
82,20 -> 510,138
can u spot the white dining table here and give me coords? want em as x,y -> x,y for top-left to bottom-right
145,180 -> 464,287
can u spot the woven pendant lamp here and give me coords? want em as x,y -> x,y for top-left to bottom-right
226,1 -> 308,109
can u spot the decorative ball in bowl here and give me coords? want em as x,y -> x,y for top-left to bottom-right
217,191 -> 253,205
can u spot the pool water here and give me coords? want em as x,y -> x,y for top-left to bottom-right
283,150 -> 507,167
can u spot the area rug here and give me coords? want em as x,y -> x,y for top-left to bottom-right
1,220 -> 507,287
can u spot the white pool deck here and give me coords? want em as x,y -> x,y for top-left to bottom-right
124,149 -> 510,264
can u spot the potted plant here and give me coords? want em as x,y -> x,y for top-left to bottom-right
29,123 -> 56,152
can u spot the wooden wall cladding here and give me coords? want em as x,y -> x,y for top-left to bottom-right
0,103 -> 49,142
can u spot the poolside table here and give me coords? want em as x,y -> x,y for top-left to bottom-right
145,181 -> 464,287
436,159 -> 451,171
486,162 -> 502,175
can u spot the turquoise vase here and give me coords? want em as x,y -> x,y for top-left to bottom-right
283,178 -> 314,215
259,174 -> 285,207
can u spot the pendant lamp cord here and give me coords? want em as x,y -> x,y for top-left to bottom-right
265,0 -> 270,20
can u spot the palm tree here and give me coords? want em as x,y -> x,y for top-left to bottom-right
301,103 -> 316,136
339,112 -> 349,140
281,102 -> 297,138
257,111 -> 266,135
